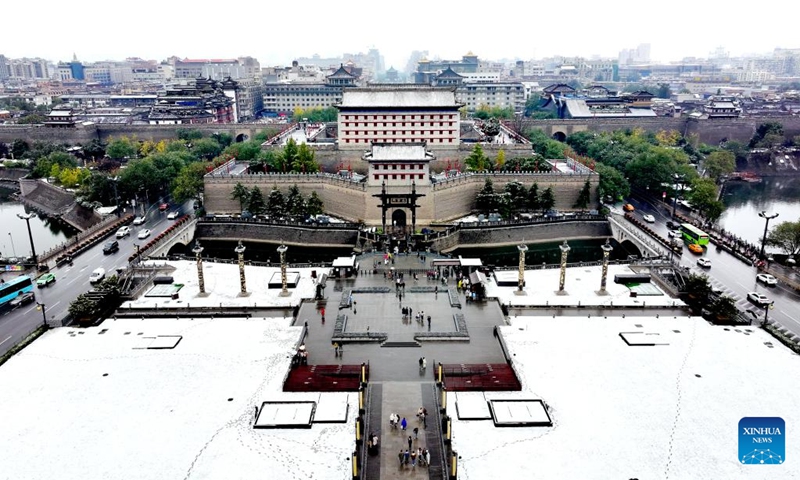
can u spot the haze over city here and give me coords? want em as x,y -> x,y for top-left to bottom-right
3,0 -> 797,67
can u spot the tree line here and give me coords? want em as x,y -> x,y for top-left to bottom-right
231,183 -> 324,220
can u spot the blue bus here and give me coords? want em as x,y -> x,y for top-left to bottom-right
0,275 -> 34,307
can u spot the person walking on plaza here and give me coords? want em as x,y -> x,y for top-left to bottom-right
404,449 -> 410,465
413,427 -> 419,439
408,435 -> 413,451
399,449 -> 405,466
410,449 -> 417,467
400,417 -> 407,431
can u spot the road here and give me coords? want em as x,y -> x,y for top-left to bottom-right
0,202 -> 184,358
624,196 -> 800,334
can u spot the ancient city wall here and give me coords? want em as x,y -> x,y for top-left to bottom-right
431,220 -> 612,252
195,221 -> 359,247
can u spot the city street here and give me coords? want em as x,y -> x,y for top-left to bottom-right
0,203 -> 181,357
626,196 -> 800,334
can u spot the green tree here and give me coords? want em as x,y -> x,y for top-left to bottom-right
540,187 -> 556,212
495,149 -> 506,170
306,191 -> 324,216
267,188 -> 286,217
475,178 -> 496,212
211,132 -> 234,148
106,137 -> 138,160
527,183 -> 540,210
749,122 -> 784,149
82,139 -> 106,161
595,163 -> 630,202
285,184 -> 305,217
574,179 -> 592,209
656,83 -> 672,99
527,129 -> 566,158
766,220 -> 800,256
68,293 -> 98,321
32,151 -> 77,178
503,181 -> 527,212
10,139 -> 29,159
281,138 -> 299,171
682,273 -> 712,310
464,144 -> 489,171
710,295 -> 738,323
704,150 -> 735,182
231,182 -> 249,212
191,138 -> 223,160
16,114 -> 47,124
248,186 -> 266,215
176,128 -> 204,141
172,163 -> 207,203
294,142 -> 319,173
688,178 -> 724,221
222,140 -> 262,161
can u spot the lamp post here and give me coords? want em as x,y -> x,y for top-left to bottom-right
517,243 -> 528,292
599,239 -> 613,293
235,240 -> 248,296
671,174 -> 684,219
193,241 -> 205,295
112,176 -> 120,217
36,302 -> 48,328
132,243 -> 140,265
8,232 -> 16,257
277,243 -> 289,295
758,211 -> 779,260
17,212 -> 37,266
558,240 -> 571,293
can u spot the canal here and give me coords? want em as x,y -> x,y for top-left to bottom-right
0,200 -> 78,262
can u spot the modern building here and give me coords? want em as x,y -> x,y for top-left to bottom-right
261,64 -> 359,116
0,56 -> 50,80
174,59 -> 247,81
336,86 -> 462,149
413,52 -> 479,84
234,77 -> 263,121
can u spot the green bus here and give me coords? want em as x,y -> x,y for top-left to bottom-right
680,223 -> 709,246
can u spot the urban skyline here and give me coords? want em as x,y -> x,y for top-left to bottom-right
4,0 -> 798,71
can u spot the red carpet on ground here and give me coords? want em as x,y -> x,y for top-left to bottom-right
283,364 -> 366,392
437,363 -> 522,391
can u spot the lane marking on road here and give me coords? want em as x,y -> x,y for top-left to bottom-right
0,335 -> 12,346
779,311 -> 800,328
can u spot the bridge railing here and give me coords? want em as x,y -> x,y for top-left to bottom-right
38,214 -> 119,265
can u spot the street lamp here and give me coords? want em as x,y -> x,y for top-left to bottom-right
758,211 -> 779,260
112,176 -> 121,217
17,212 -> 38,266
8,232 -> 17,257
36,302 -> 48,328
671,174 -> 684,219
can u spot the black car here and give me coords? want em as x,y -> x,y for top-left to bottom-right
103,240 -> 119,254
10,292 -> 35,308
666,220 -> 678,230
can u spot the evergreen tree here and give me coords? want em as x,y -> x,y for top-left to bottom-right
231,182 -> 249,212
306,191 -> 324,216
527,183 -> 540,211
285,184 -> 306,217
503,181 -> 527,212
294,143 -> 319,173
574,179 -> 592,209
248,186 -> 266,215
464,144 -> 489,171
475,178 -> 496,213
267,188 -> 286,217
540,187 -> 556,212
282,138 -> 299,171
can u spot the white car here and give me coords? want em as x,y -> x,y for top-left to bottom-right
167,211 -> 180,220
747,291 -> 773,306
137,228 -> 151,239
133,216 -> 146,225
756,273 -> 778,286
696,257 -> 712,268
667,230 -> 680,238
642,214 -> 655,223
89,268 -> 106,284
116,226 -> 131,238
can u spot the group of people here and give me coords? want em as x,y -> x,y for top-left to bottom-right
291,344 -> 308,367
389,407 -> 431,468
398,447 -> 430,468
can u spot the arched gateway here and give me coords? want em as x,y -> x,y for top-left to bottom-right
366,143 -> 430,234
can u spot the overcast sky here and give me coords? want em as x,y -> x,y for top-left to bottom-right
2,0 -> 795,69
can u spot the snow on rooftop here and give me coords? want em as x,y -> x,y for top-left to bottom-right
487,263 -> 685,308
122,260 -> 320,310
0,317 -> 356,480
453,316 -> 800,479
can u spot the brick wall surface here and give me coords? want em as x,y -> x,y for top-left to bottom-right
432,220 -> 611,252
195,222 -> 358,247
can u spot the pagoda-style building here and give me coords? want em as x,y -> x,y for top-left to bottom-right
146,77 -> 236,124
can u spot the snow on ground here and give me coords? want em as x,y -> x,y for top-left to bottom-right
122,260 -> 320,310
0,317 -> 355,480
486,263 -> 685,308
453,316 -> 800,480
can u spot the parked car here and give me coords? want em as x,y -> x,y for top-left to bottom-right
10,292 -> 35,308
36,272 -> 56,287
89,268 -> 106,284
167,211 -> 180,220
756,273 -> 778,286
116,226 -> 131,238
688,243 -> 703,254
623,204 -> 635,212
747,291 -> 773,306
696,257 -> 712,268
159,203 -> 169,211
103,240 -> 119,254
133,216 -> 146,225
642,214 -> 655,223
137,228 -> 152,239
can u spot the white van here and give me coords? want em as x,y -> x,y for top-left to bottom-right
89,268 -> 106,284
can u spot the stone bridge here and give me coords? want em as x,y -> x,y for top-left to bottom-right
142,217 -> 198,259
607,213 -> 667,258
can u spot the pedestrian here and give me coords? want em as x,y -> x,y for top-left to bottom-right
413,427 -> 419,439
408,435 -> 413,451
411,449 -> 417,467
399,449 -> 405,466
401,417 -> 407,431
422,357 -> 427,369
427,316 -> 431,328
423,412 -> 427,429
419,357 -> 424,369
417,447 -> 425,466
404,449 -> 410,465
424,448 -> 430,466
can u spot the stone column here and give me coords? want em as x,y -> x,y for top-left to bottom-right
558,240 -> 570,294
277,243 -> 289,296
599,239 -> 613,295
517,243 -> 528,293
235,240 -> 248,296
193,241 -> 206,295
